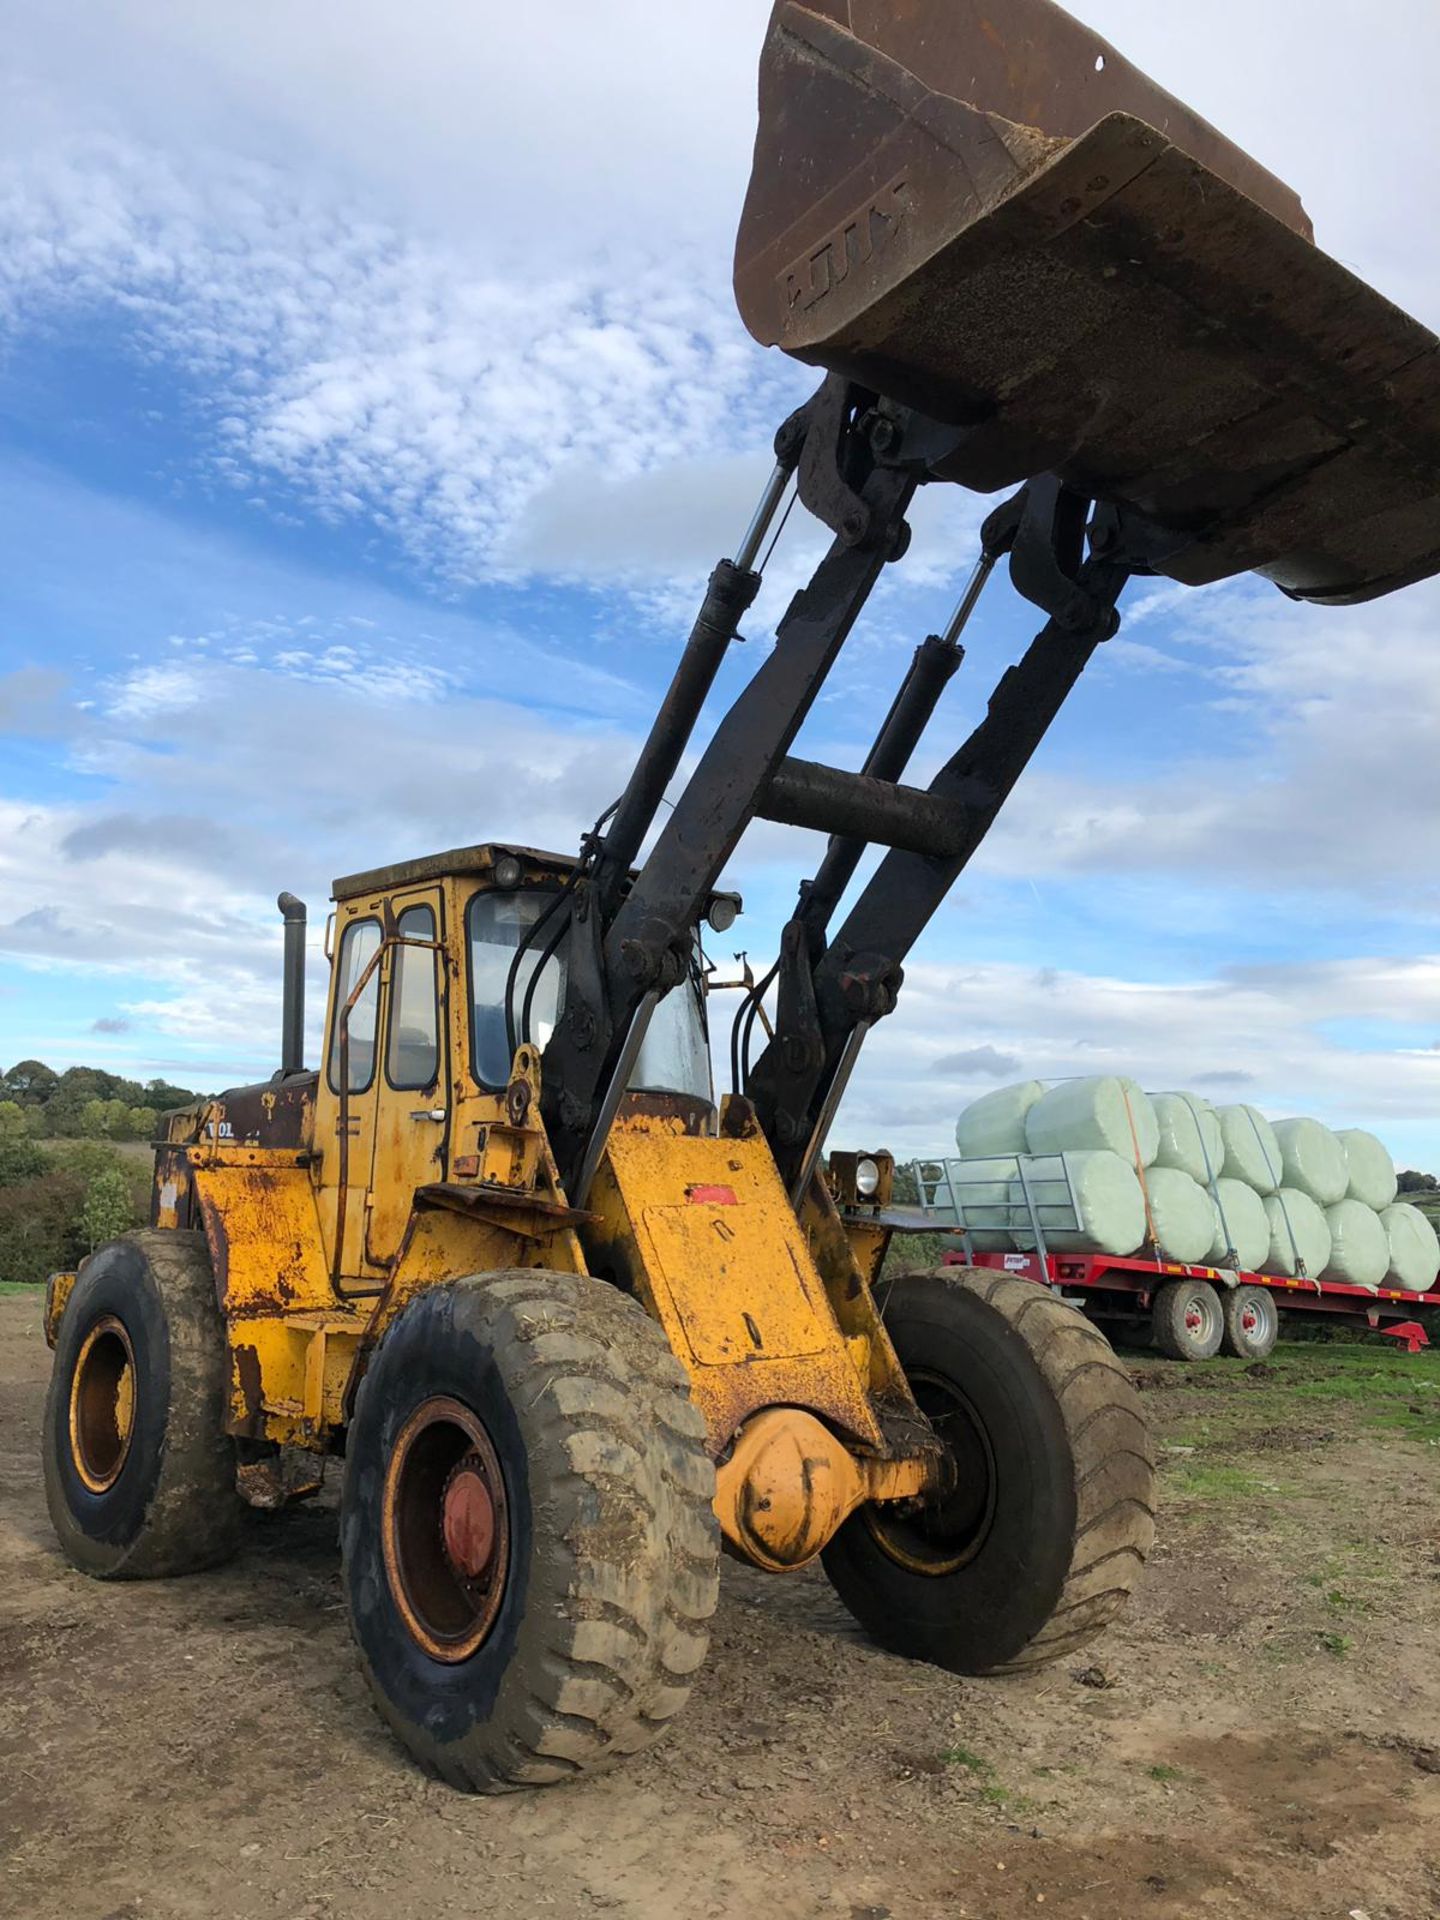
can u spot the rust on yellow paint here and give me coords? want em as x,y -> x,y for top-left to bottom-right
192,1161 -> 337,1316
44,1269 -> 78,1348
712,1406 -> 937,1570
589,1114 -> 927,1458
228,1310 -> 366,1445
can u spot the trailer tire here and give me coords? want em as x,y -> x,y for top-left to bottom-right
822,1269 -> 1154,1675
42,1230 -> 244,1579
1221,1284 -> 1279,1361
341,1270 -> 720,1792
1151,1278 -> 1224,1361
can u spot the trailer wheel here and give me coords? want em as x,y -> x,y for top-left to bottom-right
42,1230 -> 244,1578
341,1270 -> 720,1792
1151,1278 -> 1224,1361
822,1269 -> 1154,1675
1221,1284 -> 1279,1361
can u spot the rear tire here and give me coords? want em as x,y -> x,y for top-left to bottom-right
1151,1278 -> 1224,1360
42,1230 -> 244,1578
1221,1284 -> 1279,1360
822,1269 -> 1154,1675
341,1270 -> 720,1792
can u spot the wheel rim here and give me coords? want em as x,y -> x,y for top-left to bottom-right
381,1395 -> 510,1664
68,1315 -> 137,1494
1184,1290 -> 1217,1345
862,1368 -> 997,1577
1241,1302 -> 1260,1336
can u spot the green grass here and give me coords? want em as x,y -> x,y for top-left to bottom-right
1148,1764 -> 1184,1783
1160,1458 -> 1273,1502
0,1279 -> 43,1296
1315,1630 -> 1354,1659
940,1746 -> 993,1776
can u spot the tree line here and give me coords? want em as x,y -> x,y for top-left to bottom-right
0,1059 -> 202,1144
0,1061 -> 206,1287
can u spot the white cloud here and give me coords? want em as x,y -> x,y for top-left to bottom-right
832,950 -> 1440,1168
980,572 -> 1440,900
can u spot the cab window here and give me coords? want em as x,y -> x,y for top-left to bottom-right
328,918 -> 382,1093
467,890 -> 563,1089
386,905 -> 439,1091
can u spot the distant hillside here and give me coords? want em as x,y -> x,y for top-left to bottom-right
0,1060 -> 204,1145
1397,1169 -> 1440,1231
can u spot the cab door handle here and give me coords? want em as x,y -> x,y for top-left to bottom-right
409,1108 -> 447,1123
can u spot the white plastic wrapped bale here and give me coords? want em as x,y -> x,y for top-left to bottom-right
1335,1129 -> 1398,1211
1272,1117 -> 1349,1207
1378,1203 -> 1440,1294
1011,1150 -> 1146,1255
1322,1199 -> 1390,1288
1023,1077 -> 1159,1166
955,1082 -> 1045,1158
953,1164 -> 1025,1252
1141,1166 -> 1219,1265
1217,1105 -> 1284,1194
1150,1092 -> 1224,1185
1207,1177 -> 1271,1272
1262,1188 -> 1332,1278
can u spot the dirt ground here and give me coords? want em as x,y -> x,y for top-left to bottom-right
2,1290 -> 1437,1920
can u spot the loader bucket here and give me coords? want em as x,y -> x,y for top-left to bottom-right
735,0 -> 1440,605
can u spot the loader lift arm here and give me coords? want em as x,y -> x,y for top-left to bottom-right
537,375 -> 1179,1197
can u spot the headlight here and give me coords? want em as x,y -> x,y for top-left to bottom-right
493,854 -> 523,889
855,1156 -> 881,1198
707,893 -> 740,934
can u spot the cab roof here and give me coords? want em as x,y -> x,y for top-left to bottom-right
331,842 -> 741,924
331,843 -> 576,904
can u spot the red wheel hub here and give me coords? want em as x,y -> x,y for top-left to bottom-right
442,1456 -> 497,1582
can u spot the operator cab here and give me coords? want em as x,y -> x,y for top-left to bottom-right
326,842 -> 732,1126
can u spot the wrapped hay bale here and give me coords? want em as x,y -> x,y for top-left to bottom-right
1378,1202 -> 1440,1294
1011,1150 -> 1146,1256
952,1162 -> 1025,1251
1141,1166 -> 1219,1265
1023,1076 -> 1159,1166
1322,1199 -> 1389,1288
1150,1092 -> 1224,1184
1262,1188 -> 1332,1278
1217,1104 -> 1283,1194
1272,1117 -> 1349,1207
1207,1176 -> 1271,1272
955,1081 -> 1044,1158
1335,1128 -> 1398,1211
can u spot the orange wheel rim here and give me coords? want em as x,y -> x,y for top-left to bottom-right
68,1315 -> 137,1494
381,1395 -> 510,1663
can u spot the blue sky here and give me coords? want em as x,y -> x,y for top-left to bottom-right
2,0 -> 1439,1166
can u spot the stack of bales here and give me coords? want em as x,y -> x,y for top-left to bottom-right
951,1079 -> 1440,1291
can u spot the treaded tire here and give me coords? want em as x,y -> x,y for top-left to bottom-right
341,1270 -> 720,1792
43,1229 -> 244,1578
1151,1277 -> 1225,1360
1221,1284 -> 1279,1360
822,1268 -> 1154,1675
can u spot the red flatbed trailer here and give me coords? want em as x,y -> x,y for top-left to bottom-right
946,1247 -> 1438,1359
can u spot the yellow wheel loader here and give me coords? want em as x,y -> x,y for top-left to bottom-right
41,0 -> 1440,1791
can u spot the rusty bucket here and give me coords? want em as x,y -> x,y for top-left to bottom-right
734,0 -> 1440,605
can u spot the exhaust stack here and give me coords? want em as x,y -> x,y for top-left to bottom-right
277,892 -> 307,1075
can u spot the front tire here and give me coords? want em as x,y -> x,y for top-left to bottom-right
1221,1284 -> 1279,1360
1151,1277 -> 1224,1360
341,1270 -> 720,1792
822,1269 -> 1154,1674
42,1230 -> 244,1578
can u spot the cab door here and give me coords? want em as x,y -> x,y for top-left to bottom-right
363,890 -> 449,1273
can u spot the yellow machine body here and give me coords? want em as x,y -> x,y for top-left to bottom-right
103,843 -> 937,1570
